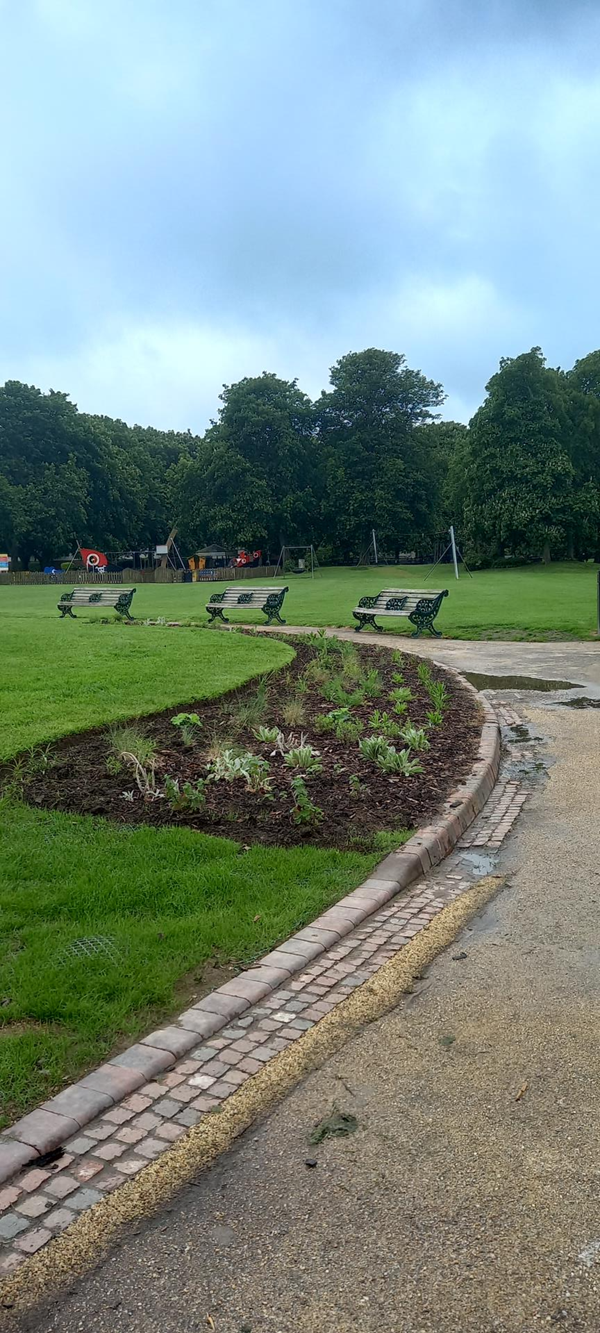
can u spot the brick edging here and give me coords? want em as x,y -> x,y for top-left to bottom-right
0,666 -> 500,1187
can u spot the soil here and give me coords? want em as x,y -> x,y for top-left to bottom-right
9,640 -> 482,850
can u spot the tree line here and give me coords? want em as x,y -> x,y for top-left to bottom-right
2,345 -> 600,569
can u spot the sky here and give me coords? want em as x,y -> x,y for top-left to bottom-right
2,0 -> 600,430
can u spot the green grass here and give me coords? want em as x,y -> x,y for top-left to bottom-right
2,560 -> 598,648
0,800 -> 385,1127
0,601 -> 407,1125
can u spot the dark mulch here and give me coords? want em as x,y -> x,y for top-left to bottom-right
11,641 -> 482,850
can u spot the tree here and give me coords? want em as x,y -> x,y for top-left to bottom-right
461,349 -> 576,564
174,373 -> 322,553
318,349 -> 445,559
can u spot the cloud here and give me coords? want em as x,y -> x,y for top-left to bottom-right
2,1 -> 600,427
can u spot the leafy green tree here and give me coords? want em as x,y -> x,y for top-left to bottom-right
318,349 -> 445,559
174,373 -> 322,554
462,349 -> 576,564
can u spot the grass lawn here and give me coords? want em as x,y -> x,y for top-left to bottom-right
3,560 -> 598,643
0,602 -> 403,1127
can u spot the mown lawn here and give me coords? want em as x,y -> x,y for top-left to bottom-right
0,606 -> 400,1126
2,559 -> 598,642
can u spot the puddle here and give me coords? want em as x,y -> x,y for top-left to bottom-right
459,849 -> 497,876
465,672 -> 579,693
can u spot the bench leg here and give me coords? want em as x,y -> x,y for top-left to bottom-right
207,608 -> 229,625
265,609 -> 286,626
116,609 -> 134,621
58,606 -> 76,618
353,613 -> 380,633
409,613 -> 441,638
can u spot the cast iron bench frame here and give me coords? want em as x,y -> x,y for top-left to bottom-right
58,587 -> 136,620
206,585 -> 289,626
352,588 -> 448,637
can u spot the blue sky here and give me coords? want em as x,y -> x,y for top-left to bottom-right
2,0 -> 600,429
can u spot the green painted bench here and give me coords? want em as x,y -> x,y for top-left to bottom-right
352,588 -> 448,637
58,587 -> 136,620
206,585 -> 289,626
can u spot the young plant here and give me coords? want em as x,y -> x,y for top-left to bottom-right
108,726 -> 157,769
376,747 -> 423,777
348,773 -> 365,796
335,717 -> 364,741
280,698 -> 306,727
208,749 -> 272,792
359,735 -> 394,764
164,775 -> 207,812
106,754 -> 123,776
392,650 -> 404,669
171,712 -> 203,747
228,676 -> 269,730
399,723 -> 430,752
389,686 -> 413,707
368,711 -> 403,739
283,746 -> 323,775
290,776 -> 324,827
392,671 -> 405,685
253,725 -> 282,744
362,668 -> 382,698
24,744 -> 56,776
323,678 -> 365,708
427,708 -> 444,727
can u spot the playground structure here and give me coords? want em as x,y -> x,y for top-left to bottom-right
274,544 -> 319,579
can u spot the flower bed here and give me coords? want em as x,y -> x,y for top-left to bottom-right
14,637 -> 481,849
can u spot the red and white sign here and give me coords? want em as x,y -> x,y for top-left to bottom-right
80,548 -> 108,569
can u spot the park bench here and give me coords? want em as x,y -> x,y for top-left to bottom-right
58,587 -> 136,620
352,588 -> 448,637
206,585 -> 289,626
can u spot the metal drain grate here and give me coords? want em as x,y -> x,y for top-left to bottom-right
58,936 -> 121,966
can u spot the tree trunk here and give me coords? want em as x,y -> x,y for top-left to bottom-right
542,542 -> 551,564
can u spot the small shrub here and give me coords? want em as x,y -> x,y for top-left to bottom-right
280,698 -> 306,727
335,717 -> 364,740
283,745 -> 323,775
290,776 -> 323,827
164,775 -> 207,812
208,749 -> 272,792
313,713 -> 335,734
171,712 -> 203,747
399,723 -> 430,752
368,711 -> 402,739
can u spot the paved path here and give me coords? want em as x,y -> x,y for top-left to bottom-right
12,644 -> 600,1333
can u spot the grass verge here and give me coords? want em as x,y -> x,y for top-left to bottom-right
0,613 -> 409,1126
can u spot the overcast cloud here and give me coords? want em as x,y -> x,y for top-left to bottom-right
1,0 -> 600,428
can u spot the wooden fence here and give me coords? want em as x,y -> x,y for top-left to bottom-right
0,566 -> 277,587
